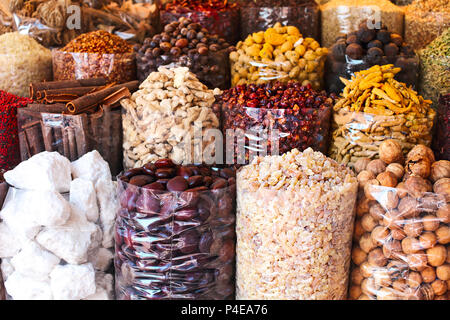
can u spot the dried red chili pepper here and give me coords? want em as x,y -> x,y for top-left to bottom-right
219,82 -> 337,166
0,91 -> 32,171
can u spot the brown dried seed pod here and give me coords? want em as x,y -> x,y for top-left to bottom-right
430,160 -> 450,183
366,159 -> 387,176
379,139 -> 403,164
377,171 -> 398,188
354,158 -> 371,174
386,163 -> 405,180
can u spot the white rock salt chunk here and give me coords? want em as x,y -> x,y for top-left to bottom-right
11,242 -> 60,281
5,272 -> 52,300
1,258 -> 14,280
70,178 -> 99,222
0,222 -> 22,258
50,263 -> 96,300
4,151 -> 71,192
88,247 -> 113,271
71,151 -> 112,184
29,190 -> 71,227
95,179 -> 118,248
83,272 -> 113,300
36,204 -> 98,265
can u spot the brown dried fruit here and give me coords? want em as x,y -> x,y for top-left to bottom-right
366,159 -> 387,176
379,139 -> 403,164
430,160 -> 450,183
377,171 -> 398,187
386,163 -> 405,180
354,158 -> 371,174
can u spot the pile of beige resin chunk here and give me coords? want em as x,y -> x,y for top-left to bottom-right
236,148 -> 358,300
121,66 -> 221,168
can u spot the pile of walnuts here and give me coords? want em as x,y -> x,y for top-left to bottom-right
350,139 -> 450,300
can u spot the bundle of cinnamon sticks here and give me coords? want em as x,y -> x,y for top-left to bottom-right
20,78 -> 139,175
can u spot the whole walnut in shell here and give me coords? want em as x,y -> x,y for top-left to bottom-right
379,139 -> 403,164
377,171 -> 398,187
386,163 -> 405,180
433,178 -> 450,200
354,158 -> 371,174
430,161 -> 450,183
366,159 -> 386,176
404,176 -> 432,198
406,154 -> 432,178
406,145 -> 435,164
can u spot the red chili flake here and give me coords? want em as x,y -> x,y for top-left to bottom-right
0,90 -> 32,171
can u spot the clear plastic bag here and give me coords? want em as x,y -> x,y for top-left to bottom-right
52,50 -> 137,85
17,107 -> 123,176
0,186 -> 115,300
115,165 -> 236,300
238,0 -> 320,41
160,0 -> 240,44
236,148 -> 358,299
433,94 -> 450,161
330,109 -> 436,169
221,104 -> 332,166
320,0 -> 404,48
350,186 -> 449,300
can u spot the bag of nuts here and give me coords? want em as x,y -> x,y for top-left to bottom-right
230,22 -> 327,90
115,159 -> 236,300
330,65 -> 436,169
350,141 -> 450,300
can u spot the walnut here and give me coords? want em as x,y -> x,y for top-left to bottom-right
436,264 -> 450,281
421,266 -> 436,283
407,271 -> 423,288
372,269 -> 391,287
384,189 -> 399,210
366,159 -> 387,176
404,176 -> 432,198
353,219 -> 365,241
364,179 -> 380,201
379,139 -> 403,164
360,277 -> 377,296
361,213 -> 377,232
371,225 -> 389,245
369,202 -> 385,221
357,170 -> 376,188
398,197 -> 420,218
360,232 -> 377,253
422,215 -> 440,232
377,171 -> 397,187
407,251 -> 428,271
391,228 -> 406,241
376,287 -> 397,300
382,239 -> 402,259
349,285 -> 362,300
360,261 -> 374,278
406,154 -> 431,178
427,245 -> 447,267
433,178 -> 450,200
392,279 -> 407,293
356,196 -> 371,217
431,279 -> 447,296
368,248 -> 387,267
436,225 -> 450,245
406,144 -> 435,164
354,158 -> 371,174
430,160 -> 450,183
402,237 -> 421,254
396,182 -> 408,198
386,163 -> 405,180
436,204 -> 450,224
403,219 -> 423,238
419,232 -> 437,250
382,209 -> 402,230
352,246 -> 367,265
351,267 -> 364,285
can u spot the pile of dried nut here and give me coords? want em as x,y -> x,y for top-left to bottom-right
330,64 -> 436,168
350,139 -> 450,300
121,67 -> 221,169
230,22 -> 327,90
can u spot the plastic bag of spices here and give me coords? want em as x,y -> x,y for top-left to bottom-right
321,0 -> 404,48
115,160 -> 236,300
230,23 -> 327,90
329,65 -> 436,169
238,0 -> 320,41
52,30 -> 136,84
136,17 -> 233,90
236,148 -> 358,299
325,21 -> 418,94
160,0 -> 240,45
218,82 -> 336,167
432,94 -> 450,162
349,143 -> 450,300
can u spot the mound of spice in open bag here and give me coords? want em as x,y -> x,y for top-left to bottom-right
350,141 -> 449,300
0,151 -> 117,300
330,64 -> 436,169
116,159 -> 236,300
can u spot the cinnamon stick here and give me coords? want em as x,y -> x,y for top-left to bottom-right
62,128 -> 70,159
53,128 -> 64,155
30,78 -> 107,99
27,103 -> 67,113
36,86 -> 102,103
67,127 -> 77,161
102,87 -> 131,108
40,120 -> 54,152
66,81 -> 139,115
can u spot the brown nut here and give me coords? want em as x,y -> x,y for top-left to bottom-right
360,261 -> 374,278
349,285 -> 362,300
377,171 -> 398,188
361,213 -> 377,232
404,176 -> 432,198
407,271 -> 423,288
419,232 -> 437,250
436,204 -> 450,224
369,202 -> 385,221
361,277 -> 377,297
436,264 -> 450,281
398,197 -> 420,218
436,225 -> 450,245
403,219 -> 424,238
379,139 -> 403,164
352,246 -> 368,265
358,170 -> 376,188
364,179 -> 380,201
392,279 -> 407,293
354,158 -> 371,174
386,163 -> 405,180
430,160 -> 450,183
402,237 -> 421,254
391,228 -> 406,241
368,248 -> 388,267
396,182 -> 408,198
371,226 -> 390,245
433,178 -> 450,199
382,209 -> 402,230
407,251 -> 428,271
384,189 -> 399,210
382,239 -> 402,259
356,196 -> 371,217
421,266 -> 436,283
376,287 -> 397,300
427,245 -> 447,267
406,145 -> 435,164
422,215 -> 440,232
353,219 -> 365,241
360,232 -> 377,253
351,267 -> 364,285
406,155 -> 431,178
366,159 -> 387,176
431,279 -> 447,296
373,269 -> 391,287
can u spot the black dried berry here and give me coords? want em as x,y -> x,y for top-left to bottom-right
384,43 -> 399,57
346,43 -> 364,60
